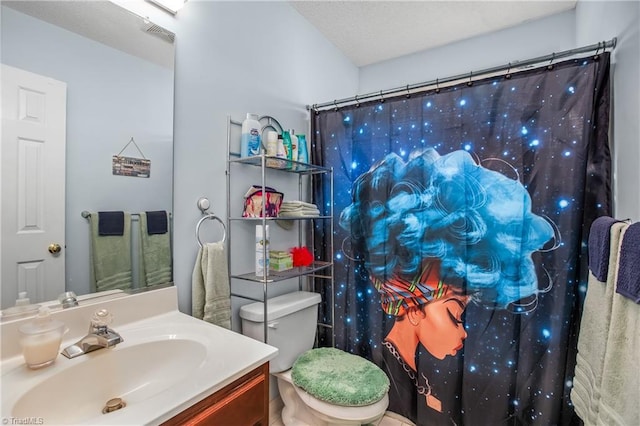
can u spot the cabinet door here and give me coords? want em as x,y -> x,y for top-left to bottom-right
163,363 -> 269,426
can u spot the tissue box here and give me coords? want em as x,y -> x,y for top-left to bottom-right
270,250 -> 293,271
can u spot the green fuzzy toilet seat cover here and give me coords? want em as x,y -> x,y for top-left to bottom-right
291,347 -> 390,406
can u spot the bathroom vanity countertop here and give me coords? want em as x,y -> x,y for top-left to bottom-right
0,287 -> 278,425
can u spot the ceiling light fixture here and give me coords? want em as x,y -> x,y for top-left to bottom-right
146,0 -> 185,15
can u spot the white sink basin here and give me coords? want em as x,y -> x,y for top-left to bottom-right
12,339 -> 206,425
2,305 -> 278,425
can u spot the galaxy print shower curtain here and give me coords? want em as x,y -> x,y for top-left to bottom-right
311,54 -> 611,425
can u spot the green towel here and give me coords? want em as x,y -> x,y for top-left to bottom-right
139,212 -> 172,287
89,212 -> 132,292
192,242 -> 230,329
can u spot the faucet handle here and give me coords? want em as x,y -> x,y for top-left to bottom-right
91,309 -> 113,328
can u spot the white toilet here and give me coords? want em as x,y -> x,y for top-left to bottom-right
240,291 -> 389,426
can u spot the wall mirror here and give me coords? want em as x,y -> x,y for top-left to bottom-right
1,1 -> 175,309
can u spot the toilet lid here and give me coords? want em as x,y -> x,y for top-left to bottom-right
291,347 -> 390,407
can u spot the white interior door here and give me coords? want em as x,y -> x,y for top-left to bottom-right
1,64 -> 67,308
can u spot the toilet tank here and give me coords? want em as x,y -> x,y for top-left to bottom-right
239,291 -> 321,373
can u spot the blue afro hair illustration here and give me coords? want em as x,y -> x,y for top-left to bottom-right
339,148 -> 555,308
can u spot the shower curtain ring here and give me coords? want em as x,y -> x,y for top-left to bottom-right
435,78 -> 440,93
594,41 -> 602,60
355,95 -> 360,108
467,71 -> 474,87
379,90 -> 385,103
333,100 -> 339,111
505,63 -> 512,80
405,84 -> 411,98
547,53 -> 555,70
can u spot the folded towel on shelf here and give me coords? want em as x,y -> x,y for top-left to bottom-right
280,206 -> 316,212
597,224 -> 640,426
588,216 -> 620,282
615,221 -> 640,303
571,221 -> 629,425
139,212 -> 172,287
89,212 -> 132,292
145,210 -> 168,235
192,242 -> 230,329
98,211 -> 125,236
281,200 -> 318,210
278,209 -> 321,218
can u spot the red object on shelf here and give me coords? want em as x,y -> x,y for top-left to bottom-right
290,247 -> 313,267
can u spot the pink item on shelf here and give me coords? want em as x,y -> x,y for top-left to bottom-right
242,185 -> 283,218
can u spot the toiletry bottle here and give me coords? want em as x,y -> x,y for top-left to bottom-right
282,131 -> 293,169
276,134 -> 287,168
240,113 -> 262,157
289,130 -> 298,163
15,292 -> 30,306
266,131 -> 278,167
255,224 -> 270,277
296,134 -> 309,165
1,292 -> 40,321
266,131 -> 278,157
18,307 -> 67,369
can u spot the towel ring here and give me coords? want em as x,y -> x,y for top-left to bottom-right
195,214 -> 226,247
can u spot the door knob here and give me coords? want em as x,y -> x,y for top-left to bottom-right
48,243 -> 62,254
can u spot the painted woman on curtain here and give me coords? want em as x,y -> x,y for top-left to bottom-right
340,148 -> 554,423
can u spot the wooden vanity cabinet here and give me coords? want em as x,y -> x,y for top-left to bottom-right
162,362 -> 269,426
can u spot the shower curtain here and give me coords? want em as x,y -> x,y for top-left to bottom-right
311,54 -> 611,425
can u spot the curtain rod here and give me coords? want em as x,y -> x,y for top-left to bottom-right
81,211 -> 173,219
309,38 -> 616,111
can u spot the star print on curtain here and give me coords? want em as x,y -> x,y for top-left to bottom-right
311,53 -> 611,425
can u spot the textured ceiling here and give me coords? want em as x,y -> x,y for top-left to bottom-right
3,1 -> 577,70
290,0 -> 577,67
2,0 -> 175,69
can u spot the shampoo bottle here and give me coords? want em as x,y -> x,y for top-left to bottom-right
296,134 -> 309,164
240,113 -> 262,157
282,131 -> 293,168
255,225 -> 270,277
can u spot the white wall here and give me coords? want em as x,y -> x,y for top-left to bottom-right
575,0 -> 640,221
171,1 -> 358,315
1,6 -> 174,297
359,10 -> 576,93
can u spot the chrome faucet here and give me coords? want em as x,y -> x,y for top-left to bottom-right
61,309 -> 123,359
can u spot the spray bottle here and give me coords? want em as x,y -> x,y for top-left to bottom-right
255,225 -> 270,277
